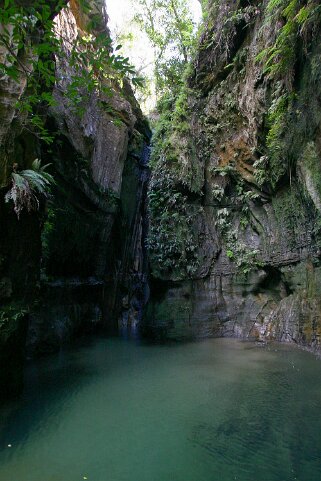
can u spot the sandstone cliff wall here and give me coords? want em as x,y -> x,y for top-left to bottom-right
0,0 -> 150,395
145,0 -> 321,352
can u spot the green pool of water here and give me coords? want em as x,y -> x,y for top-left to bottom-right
1,337 -> 321,481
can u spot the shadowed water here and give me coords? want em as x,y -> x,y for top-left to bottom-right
1,337 -> 321,481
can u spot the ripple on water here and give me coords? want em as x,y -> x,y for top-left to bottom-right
0,338 -> 321,481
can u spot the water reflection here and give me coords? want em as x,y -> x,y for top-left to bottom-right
0,338 -> 321,481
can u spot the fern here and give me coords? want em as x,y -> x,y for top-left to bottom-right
257,0 -> 319,80
5,159 -> 55,218
267,0 -> 287,13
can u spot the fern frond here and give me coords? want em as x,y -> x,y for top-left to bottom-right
4,159 -> 55,218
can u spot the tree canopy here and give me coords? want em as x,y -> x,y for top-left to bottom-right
132,0 -> 198,97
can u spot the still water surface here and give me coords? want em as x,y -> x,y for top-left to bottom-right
1,338 -> 321,481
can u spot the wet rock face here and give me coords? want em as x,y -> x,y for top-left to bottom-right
145,264 -> 321,348
145,0 -> 321,351
26,280 -> 104,357
26,4 -> 151,354
0,312 -> 28,400
0,1 -> 150,365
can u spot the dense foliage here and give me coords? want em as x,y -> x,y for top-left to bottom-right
255,0 -> 321,188
133,0 -> 198,97
0,0 -> 142,144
